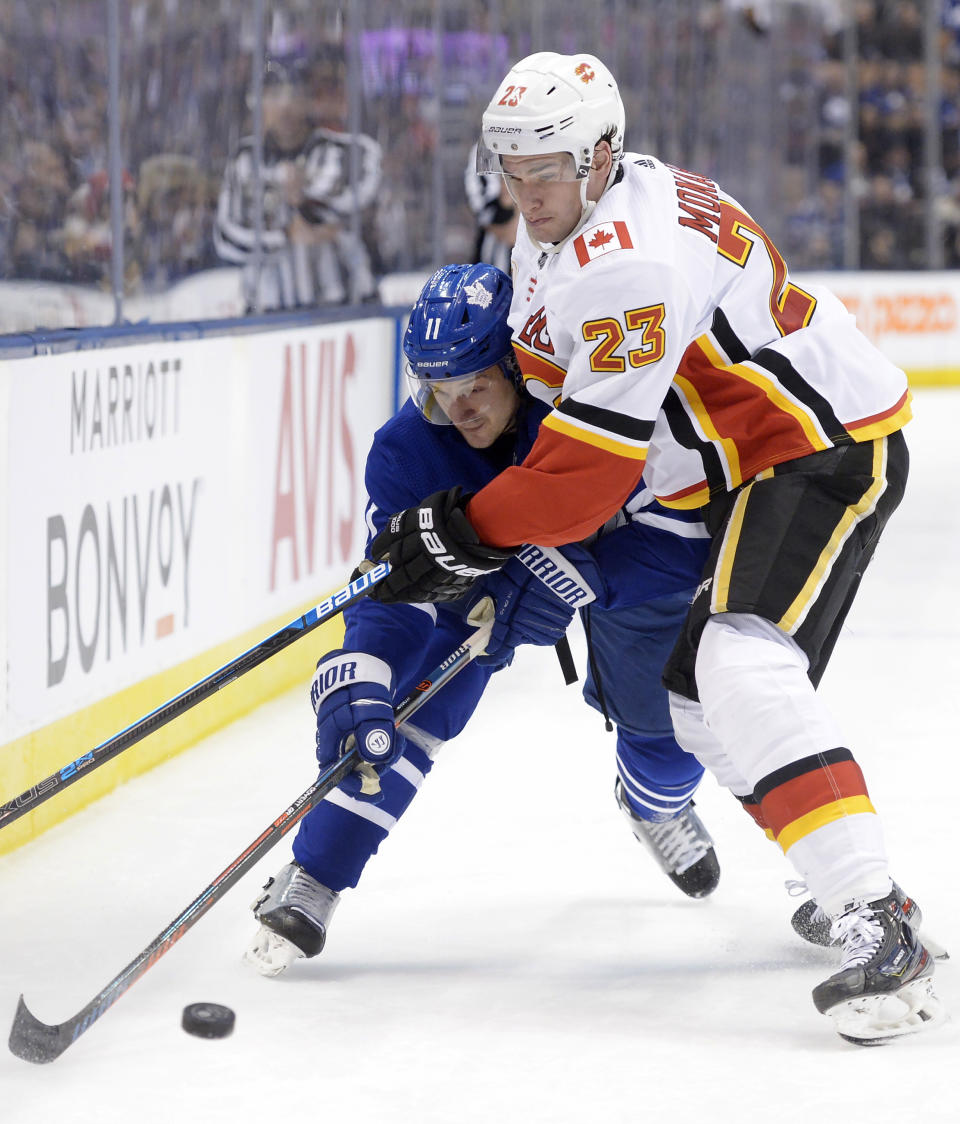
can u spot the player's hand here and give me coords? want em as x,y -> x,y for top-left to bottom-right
470,544 -> 607,665
366,487 -> 515,604
311,650 -> 397,802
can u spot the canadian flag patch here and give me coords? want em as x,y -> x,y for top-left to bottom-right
573,220 -> 633,267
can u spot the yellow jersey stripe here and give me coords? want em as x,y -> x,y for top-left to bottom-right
542,412 -> 649,460
696,334 -> 828,451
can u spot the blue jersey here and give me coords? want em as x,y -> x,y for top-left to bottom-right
343,393 -> 709,736
294,393 -> 712,892
342,397 -> 547,737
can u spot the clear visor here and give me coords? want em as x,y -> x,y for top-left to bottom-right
476,140 -> 584,183
405,364 -> 504,426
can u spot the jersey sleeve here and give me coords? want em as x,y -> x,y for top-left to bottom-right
468,254 -> 699,547
340,430 -> 439,690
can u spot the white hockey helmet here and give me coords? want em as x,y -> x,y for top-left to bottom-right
478,52 -> 625,180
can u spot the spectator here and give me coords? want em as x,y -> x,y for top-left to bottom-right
61,168 -> 142,293
4,140 -> 72,282
137,153 -> 216,289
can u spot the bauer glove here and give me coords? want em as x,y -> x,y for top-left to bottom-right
365,486 -> 515,604
311,649 -> 397,802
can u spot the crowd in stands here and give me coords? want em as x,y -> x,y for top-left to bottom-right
781,0 -> 960,269
1,0 -> 959,323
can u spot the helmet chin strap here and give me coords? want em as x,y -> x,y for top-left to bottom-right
526,162 -> 620,257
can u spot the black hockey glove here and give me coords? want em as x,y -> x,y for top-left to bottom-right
366,486 -> 515,604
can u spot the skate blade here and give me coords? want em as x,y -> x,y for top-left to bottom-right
242,926 -> 303,978
828,977 -> 947,1046
920,931 -> 950,962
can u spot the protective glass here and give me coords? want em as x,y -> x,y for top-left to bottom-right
405,366 -> 504,426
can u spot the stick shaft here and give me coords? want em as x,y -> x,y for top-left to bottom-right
9,618 -> 491,1064
0,563 -> 389,830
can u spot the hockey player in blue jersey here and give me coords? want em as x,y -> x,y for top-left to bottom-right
245,263 -> 717,976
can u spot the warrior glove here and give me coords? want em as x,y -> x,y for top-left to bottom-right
311,650 -> 398,802
366,486 -> 515,604
470,543 -> 607,666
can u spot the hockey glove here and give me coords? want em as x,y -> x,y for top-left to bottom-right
366,486 -> 515,604
471,543 -> 607,666
311,650 -> 398,802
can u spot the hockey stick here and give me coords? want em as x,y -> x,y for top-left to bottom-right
8,611 -> 493,1064
0,562 -> 390,831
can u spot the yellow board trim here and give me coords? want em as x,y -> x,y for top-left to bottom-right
906,368 -> 960,387
0,596 -> 346,858
777,795 -> 876,854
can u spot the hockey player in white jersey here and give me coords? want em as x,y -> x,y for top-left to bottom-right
361,53 -> 944,1044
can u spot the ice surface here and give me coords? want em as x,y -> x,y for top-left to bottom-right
2,389 -> 958,1123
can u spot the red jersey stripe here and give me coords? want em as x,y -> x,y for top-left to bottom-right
466,423 -> 645,547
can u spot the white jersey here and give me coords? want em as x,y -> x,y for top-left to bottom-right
466,154 -> 910,547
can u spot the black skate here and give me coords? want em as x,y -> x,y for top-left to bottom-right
614,779 -> 720,899
791,882 -> 949,960
812,889 -> 945,1045
244,862 -> 340,977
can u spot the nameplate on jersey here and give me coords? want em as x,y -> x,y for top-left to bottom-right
516,544 -> 597,607
573,220 -> 633,267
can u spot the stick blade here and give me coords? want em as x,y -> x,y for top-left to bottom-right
9,995 -> 71,1064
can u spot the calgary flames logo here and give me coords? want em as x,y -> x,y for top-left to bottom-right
575,62 -> 595,84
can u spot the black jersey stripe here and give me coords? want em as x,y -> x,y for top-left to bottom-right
556,397 -> 655,442
661,385 -> 730,498
752,348 -> 854,445
710,308 -> 750,363
752,748 -> 854,803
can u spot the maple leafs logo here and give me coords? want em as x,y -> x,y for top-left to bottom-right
575,63 -> 595,84
588,228 -> 614,250
463,279 -> 493,309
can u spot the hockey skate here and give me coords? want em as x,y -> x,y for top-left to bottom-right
614,779 -> 720,899
812,889 -> 946,1045
790,881 -> 949,960
244,862 -> 340,978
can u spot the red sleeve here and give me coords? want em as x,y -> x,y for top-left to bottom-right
465,423 -> 645,548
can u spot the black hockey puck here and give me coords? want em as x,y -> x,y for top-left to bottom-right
181,1002 -> 235,1039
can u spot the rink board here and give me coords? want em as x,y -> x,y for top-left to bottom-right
0,311 -> 400,854
2,269 -> 958,855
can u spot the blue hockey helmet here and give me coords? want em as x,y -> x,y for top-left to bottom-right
403,263 -> 521,424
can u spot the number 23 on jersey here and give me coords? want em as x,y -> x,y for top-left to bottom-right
582,303 -> 666,373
